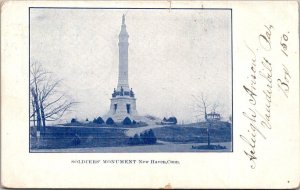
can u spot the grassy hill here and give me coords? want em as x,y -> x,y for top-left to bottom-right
153,121 -> 232,143
30,126 -> 129,149
30,121 -> 232,150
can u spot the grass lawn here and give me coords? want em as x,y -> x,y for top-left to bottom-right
30,126 -> 129,149
152,121 -> 232,143
30,121 -> 232,150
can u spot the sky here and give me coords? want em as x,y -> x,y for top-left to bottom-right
30,8 -> 232,124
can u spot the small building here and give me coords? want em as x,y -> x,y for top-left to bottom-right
207,112 -> 221,121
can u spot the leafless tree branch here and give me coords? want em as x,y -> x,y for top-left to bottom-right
30,61 -> 77,130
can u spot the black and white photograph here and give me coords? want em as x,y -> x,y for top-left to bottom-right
29,8 -> 232,153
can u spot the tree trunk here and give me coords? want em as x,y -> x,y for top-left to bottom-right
204,107 -> 207,121
31,88 -> 41,132
40,102 -> 46,135
31,100 -> 36,127
207,129 -> 210,147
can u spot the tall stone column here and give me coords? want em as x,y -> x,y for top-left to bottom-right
117,15 -> 129,91
105,15 -> 138,123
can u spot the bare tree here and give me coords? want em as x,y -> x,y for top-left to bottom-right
192,92 -> 221,147
30,61 -> 49,133
192,92 -> 210,121
30,61 -> 77,134
192,93 -> 221,121
211,102 -> 219,114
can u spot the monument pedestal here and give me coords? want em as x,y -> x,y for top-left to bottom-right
105,93 -> 138,122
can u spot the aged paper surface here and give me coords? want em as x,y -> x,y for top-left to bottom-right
1,0 -> 299,188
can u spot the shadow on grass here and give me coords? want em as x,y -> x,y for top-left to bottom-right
191,144 -> 226,150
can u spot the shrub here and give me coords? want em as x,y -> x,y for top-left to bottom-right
132,120 -> 137,125
106,117 -> 114,125
128,130 -> 157,145
123,117 -> 132,125
128,137 -> 133,145
140,129 -> 157,144
128,134 -> 140,145
93,117 -> 104,124
72,134 -> 81,146
148,129 -> 157,144
71,118 -> 77,123
167,117 -> 177,124
139,131 -> 146,144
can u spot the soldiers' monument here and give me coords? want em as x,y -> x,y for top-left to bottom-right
105,15 -> 138,122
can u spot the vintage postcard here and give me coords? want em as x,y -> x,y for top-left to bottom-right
1,0 -> 299,189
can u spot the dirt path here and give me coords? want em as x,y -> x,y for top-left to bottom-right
125,124 -> 166,137
54,124 -> 167,137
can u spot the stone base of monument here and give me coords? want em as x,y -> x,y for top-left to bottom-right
104,94 -> 139,123
104,88 -> 162,125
